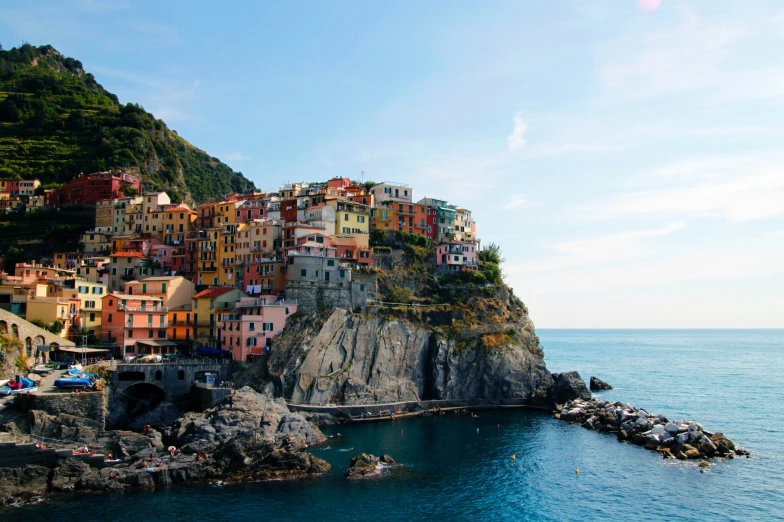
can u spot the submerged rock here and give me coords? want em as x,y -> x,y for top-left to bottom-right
345,453 -> 384,479
589,376 -> 613,391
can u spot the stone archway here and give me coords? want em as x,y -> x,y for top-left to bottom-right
0,321 -> 7,334
25,337 -> 32,359
11,324 -> 19,338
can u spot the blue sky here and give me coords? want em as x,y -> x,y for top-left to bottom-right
2,0 -> 783,328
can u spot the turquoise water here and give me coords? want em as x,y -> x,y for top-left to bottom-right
15,330 -> 784,521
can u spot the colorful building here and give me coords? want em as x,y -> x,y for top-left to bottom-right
101,293 -> 170,355
220,296 -> 298,361
192,287 -> 247,350
435,241 -> 479,272
58,171 -> 140,205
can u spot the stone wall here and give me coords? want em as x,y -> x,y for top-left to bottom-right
17,392 -> 106,430
111,361 -> 231,396
352,272 -> 378,303
371,249 -> 403,270
285,280 -> 354,314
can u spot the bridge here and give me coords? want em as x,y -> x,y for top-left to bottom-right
0,308 -> 74,362
111,361 -> 231,397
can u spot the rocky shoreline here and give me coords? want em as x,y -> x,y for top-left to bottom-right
0,388 -> 330,506
555,397 -> 749,461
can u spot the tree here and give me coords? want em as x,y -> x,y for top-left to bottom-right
479,242 -> 504,266
48,320 -> 64,335
370,228 -> 388,246
0,99 -> 19,122
387,285 -> 413,304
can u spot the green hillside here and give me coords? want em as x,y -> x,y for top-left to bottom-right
0,44 -> 255,203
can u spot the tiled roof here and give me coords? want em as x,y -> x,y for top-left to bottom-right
193,287 -> 235,299
110,251 -> 145,258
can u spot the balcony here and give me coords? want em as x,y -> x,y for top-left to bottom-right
121,273 -> 136,281
200,265 -> 217,272
169,320 -> 193,326
118,303 -> 168,312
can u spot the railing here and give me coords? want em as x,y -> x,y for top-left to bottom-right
118,304 -> 168,312
169,320 -> 192,326
200,265 -> 217,272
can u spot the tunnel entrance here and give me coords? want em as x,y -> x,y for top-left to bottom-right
122,382 -> 167,418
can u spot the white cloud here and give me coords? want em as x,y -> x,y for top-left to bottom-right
589,165 -> 784,223
504,193 -> 527,210
507,111 -> 527,151
637,0 -> 662,13
510,222 -> 685,273
223,152 -> 250,161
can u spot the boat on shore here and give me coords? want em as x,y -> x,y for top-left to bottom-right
31,364 -> 54,375
0,377 -> 38,395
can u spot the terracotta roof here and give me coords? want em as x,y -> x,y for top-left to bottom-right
110,251 -> 145,258
193,287 -> 235,299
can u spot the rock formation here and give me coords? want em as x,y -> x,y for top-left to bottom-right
555,398 -> 748,460
0,388 -> 329,506
589,376 -> 613,391
344,453 -> 396,479
548,371 -> 592,404
265,307 -> 553,406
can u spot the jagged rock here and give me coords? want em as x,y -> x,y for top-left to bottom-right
345,453 -> 383,479
266,308 -> 553,406
0,465 -> 50,505
589,377 -> 613,391
380,454 -> 395,464
548,372 -> 591,404
172,387 -> 325,451
50,458 -> 91,491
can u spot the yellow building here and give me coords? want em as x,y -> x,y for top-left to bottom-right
370,206 -> 396,231
161,203 -> 196,246
197,228 -> 219,286
69,280 -> 108,336
26,296 -> 72,338
325,197 -> 370,236
192,287 -> 246,348
168,304 -> 193,344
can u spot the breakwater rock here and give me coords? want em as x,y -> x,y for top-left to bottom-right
555,398 -> 748,460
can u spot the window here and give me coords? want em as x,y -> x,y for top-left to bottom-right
300,269 -> 307,277
327,260 -> 335,267
316,236 -> 324,243
157,331 -> 165,338
89,312 -> 95,321
108,313 -> 113,322
263,322 -> 274,331
148,330 -> 153,338
344,214 -> 349,221
249,323 -> 255,331
128,329 -> 133,338
161,283 -> 166,293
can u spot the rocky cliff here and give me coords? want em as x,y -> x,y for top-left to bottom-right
265,285 -> 554,405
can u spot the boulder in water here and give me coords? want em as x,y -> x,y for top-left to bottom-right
589,377 -> 613,391
548,371 -> 591,405
345,453 -> 383,479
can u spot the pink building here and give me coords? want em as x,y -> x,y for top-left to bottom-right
436,241 -> 479,272
220,296 -> 297,361
101,293 -> 171,356
148,244 -> 176,272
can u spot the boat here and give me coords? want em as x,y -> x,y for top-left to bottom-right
0,377 -> 38,395
66,368 -> 98,379
68,363 -> 83,371
31,365 -> 54,375
0,379 -> 8,388
55,375 -> 94,389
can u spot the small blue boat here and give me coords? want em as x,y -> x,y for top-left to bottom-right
54,375 -> 93,388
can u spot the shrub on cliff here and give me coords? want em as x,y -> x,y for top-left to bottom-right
387,285 -> 413,304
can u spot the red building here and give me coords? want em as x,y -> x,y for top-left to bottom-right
58,171 -> 140,205
280,198 -> 299,223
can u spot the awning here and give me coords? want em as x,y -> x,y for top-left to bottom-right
56,347 -> 112,354
136,340 -> 177,347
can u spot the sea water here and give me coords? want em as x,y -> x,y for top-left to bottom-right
14,330 -> 784,521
